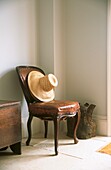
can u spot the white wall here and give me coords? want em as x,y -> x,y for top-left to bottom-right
64,0 -> 107,135
0,0 -> 40,137
0,0 -> 108,137
39,0 -> 107,135
53,0 -> 66,100
107,0 -> 111,136
38,0 -> 54,74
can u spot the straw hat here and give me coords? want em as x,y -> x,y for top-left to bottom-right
28,71 -> 58,102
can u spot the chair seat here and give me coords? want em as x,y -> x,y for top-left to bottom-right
29,100 -> 80,117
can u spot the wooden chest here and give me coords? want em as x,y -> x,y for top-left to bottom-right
0,100 -> 21,154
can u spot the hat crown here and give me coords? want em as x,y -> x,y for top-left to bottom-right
39,74 -> 58,92
28,71 -> 58,102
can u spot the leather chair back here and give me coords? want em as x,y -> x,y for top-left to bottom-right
16,66 -> 45,105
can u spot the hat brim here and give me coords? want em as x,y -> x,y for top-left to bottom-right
28,71 -> 55,102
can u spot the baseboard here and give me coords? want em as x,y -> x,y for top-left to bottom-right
21,117 -> 28,138
93,114 -> 107,136
21,115 -> 108,138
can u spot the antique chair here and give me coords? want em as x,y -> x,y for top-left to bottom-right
16,65 -> 81,155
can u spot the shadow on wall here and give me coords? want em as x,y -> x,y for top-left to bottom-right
0,69 -> 23,103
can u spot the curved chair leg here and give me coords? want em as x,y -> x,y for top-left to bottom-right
26,114 -> 33,146
54,118 -> 59,155
73,109 -> 81,144
44,120 -> 48,138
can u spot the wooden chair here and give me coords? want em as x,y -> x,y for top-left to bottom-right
16,65 -> 81,155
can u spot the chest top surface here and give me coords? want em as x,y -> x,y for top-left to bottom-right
0,100 -> 20,108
